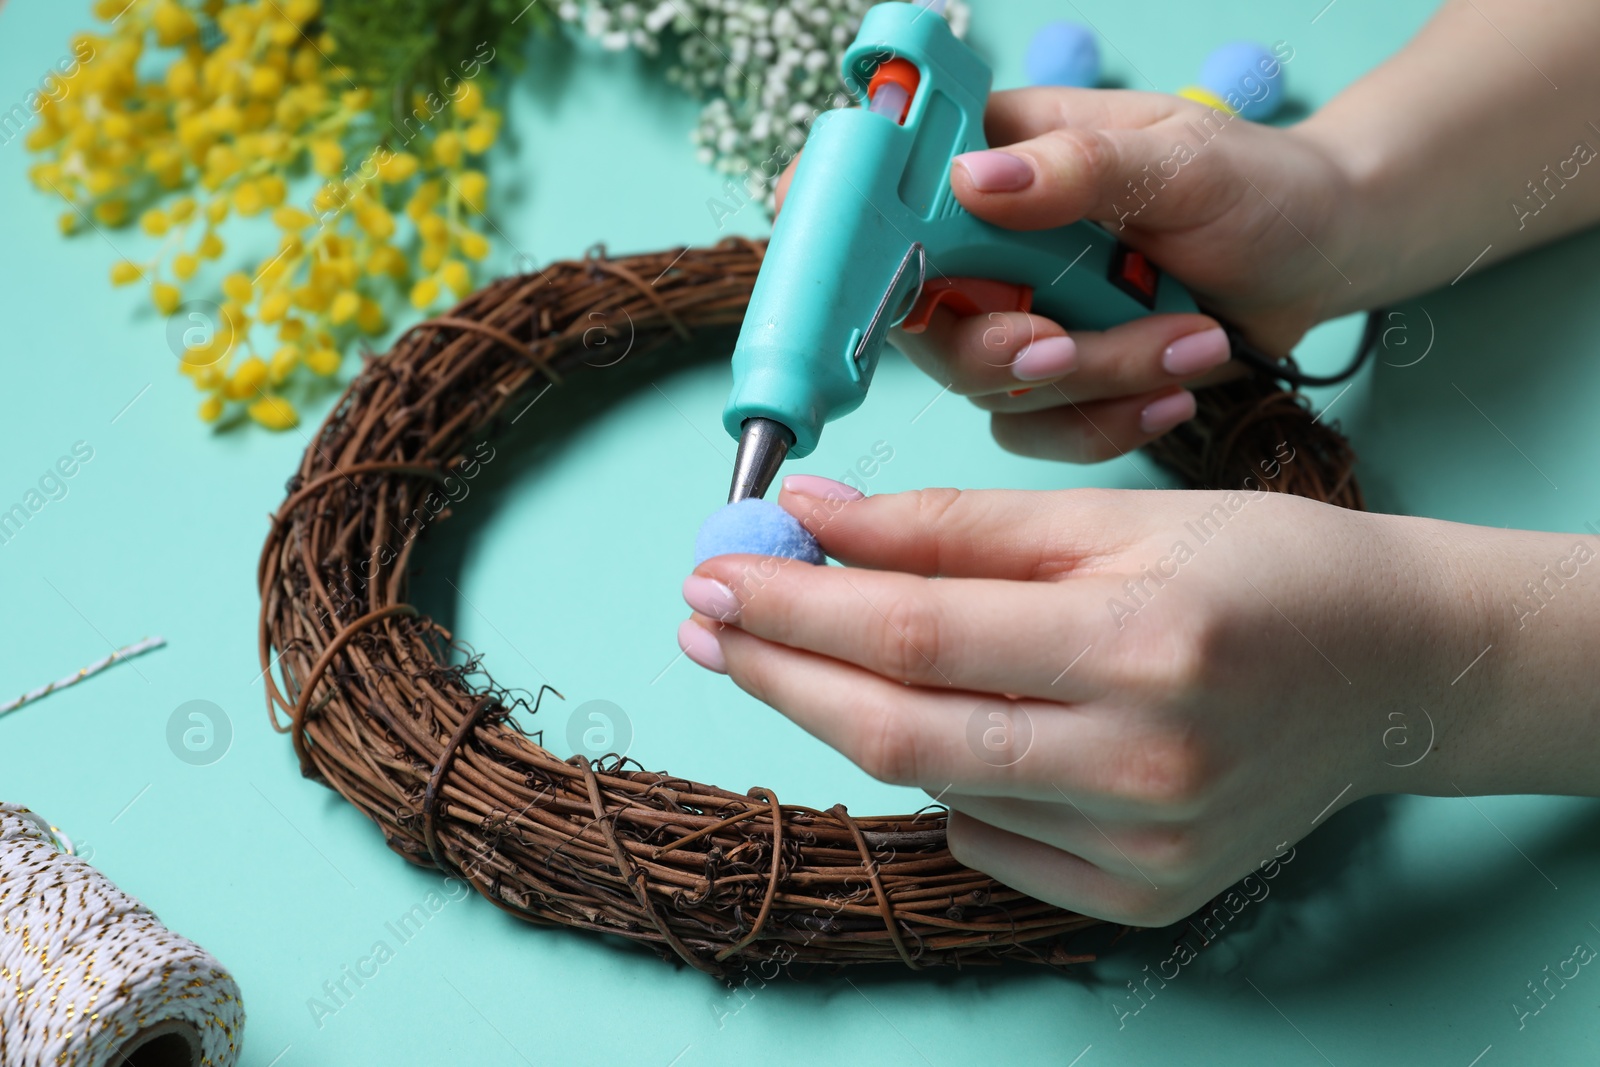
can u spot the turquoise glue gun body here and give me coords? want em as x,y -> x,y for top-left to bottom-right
721,2 -> 1200,503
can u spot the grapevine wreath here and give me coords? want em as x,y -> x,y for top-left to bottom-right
257,238 -> 1363,978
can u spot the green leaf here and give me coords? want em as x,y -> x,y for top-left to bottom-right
318,0 -> 551,121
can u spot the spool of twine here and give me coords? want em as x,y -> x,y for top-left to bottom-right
0,805 -> 244,1067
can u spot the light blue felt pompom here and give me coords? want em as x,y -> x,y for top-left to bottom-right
1025,22 -> 1100,89
1198,40 -> 1285,121
694,498 -> 824,567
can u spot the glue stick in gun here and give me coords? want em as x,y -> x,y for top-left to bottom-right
722,0 -> 1199,502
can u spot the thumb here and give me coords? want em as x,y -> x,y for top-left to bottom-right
950,120 -> 1224,233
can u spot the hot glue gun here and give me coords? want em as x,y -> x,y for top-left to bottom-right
721,0 -> 1200,502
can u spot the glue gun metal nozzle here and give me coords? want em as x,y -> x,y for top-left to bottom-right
728,417 -> 793,503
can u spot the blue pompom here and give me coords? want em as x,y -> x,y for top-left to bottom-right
1198,41 -> 1285,121
694,498 -> 824,567
1025,22 -> 1100,89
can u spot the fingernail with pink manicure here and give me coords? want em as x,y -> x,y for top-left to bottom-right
781,474 -> 864,501
677,619 -> 727,674
1012,335 -> 1077,381
683,575 -> 741,622
1161,327 -> 1230,377
953,150 -> 1034,193
1140,390 -> 1197,435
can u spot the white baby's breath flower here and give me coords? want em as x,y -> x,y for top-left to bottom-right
563,0 -> 970,211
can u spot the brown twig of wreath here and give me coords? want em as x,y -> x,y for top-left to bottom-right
257,237 -> 1362,978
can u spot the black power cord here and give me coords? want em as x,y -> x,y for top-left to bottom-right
1222,308 -> 1384,388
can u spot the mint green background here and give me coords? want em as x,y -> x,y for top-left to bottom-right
4,1 -> 1599,1064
